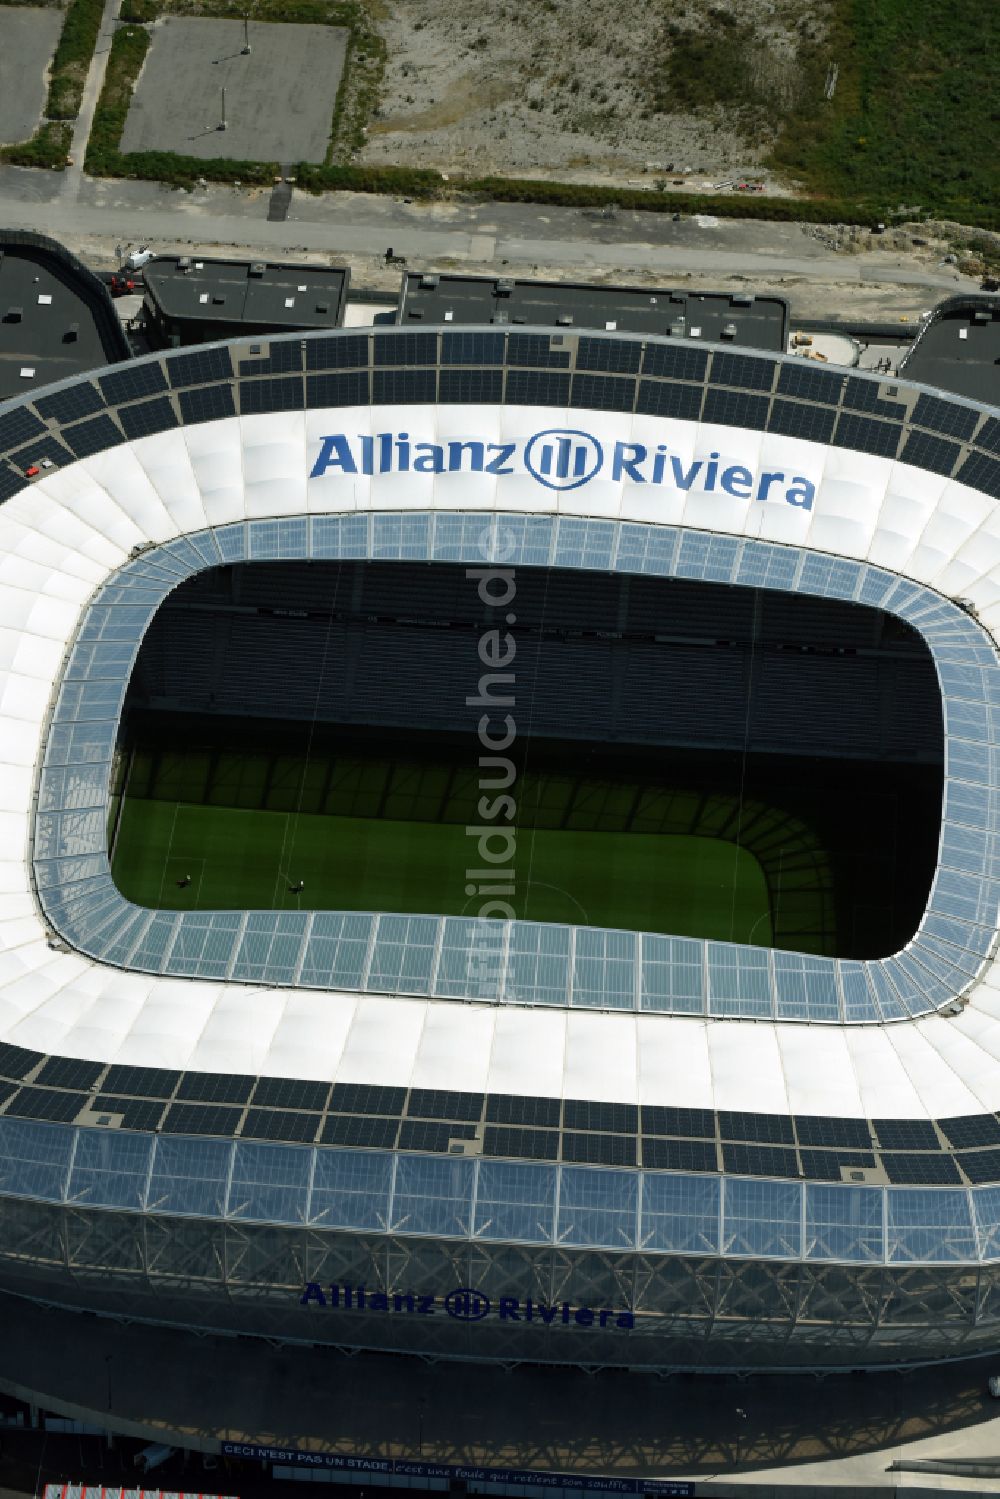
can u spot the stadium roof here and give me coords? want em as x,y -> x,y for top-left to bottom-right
899,295 -> 1000,405
0,326 -> 997,1137
397,272 -> 789,350
0,230 -> 129,402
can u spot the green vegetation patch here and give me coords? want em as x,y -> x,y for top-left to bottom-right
0,120 -> 72,170
769,0 -> 999,216
112,795 -> 773,943
47,0 -> 105,119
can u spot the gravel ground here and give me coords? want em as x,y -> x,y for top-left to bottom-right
359,0 -> 822,189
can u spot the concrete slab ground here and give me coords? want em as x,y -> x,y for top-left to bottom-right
0,6 -> 63,145
119,16 -> 347,164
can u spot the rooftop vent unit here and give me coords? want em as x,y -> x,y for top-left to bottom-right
249,262 -> 266,278
669,319 -> 685,336
64,322 -> 79,343
315,301 -> 329,314
512,315 -> 527,323
556,314 -> 573,326
419,273 -> 439,289
212,294 -> 225,305
669,293 -> 685,304
177,256 -> 192,271
973,309 -> 991,323
721,322 -> 737,339
492,311 -> 509,324
407,309 -> 424,319
496,277 -> 514,296
4,307 -> 22,323
731,293 -> 753,307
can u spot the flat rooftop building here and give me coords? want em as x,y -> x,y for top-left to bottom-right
143,256 -> 350,348
397,271 -> 789,351
899,295 -> 1000,404
0,230 -> 128,401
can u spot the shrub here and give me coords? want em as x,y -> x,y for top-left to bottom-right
46,0 -> 105,118
1,121 -> 72,169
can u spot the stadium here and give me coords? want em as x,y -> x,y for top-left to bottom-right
0,319 -> 998,1378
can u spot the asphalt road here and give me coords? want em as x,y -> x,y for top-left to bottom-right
0,163 -> 977,306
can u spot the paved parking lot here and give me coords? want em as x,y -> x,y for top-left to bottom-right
0,6 -> 64,145
119,16 -> 347,163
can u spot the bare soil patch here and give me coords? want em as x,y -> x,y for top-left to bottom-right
359,0 -> 827,189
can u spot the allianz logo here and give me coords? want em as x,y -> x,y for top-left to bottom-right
310,427 -> 816,510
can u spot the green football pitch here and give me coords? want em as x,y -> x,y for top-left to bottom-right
111,796 -> 773,943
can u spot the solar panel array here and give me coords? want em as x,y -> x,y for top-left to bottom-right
3,1038 -> 1000,1187
0,326 -> 996,501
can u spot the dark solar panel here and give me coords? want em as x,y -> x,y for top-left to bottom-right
900,431 -> 959,477
702,388 -> 769,430
305,334 -> 369,371
485,1094 -> 562,1128
563,1099 -> 638,1134
571,373 -> 635,412
833,413 -> 901,459
956,1150 -> 1000,1185
976,417 -> 1000,457
9,1087 -> 88,1123
398,1120 -> 476,1152
33,1056 -> 104,1090
719,1111 -> 794,1145
321,1114 -> 399,1148
482,1126 -> 559,1160
372,368 -> 437,403
873,1118 -> 939,1151
937,1114 -> 1000,1149
439,368 -> 504,403
641,1137 -> 717,1172
721,1144 -> 798,1178
241,1107 -> 321,1143
912,392 -> 979,441
99,362 -> 168,405
178,383 -> 236,424
330,1083 -> 406,1116
641,1106 -> 715,1138
251,1076 -> 331,1111
32,384 -> 102,426
0,1043 -> 43,1080
101,1064 -> 180,1099
118,397 -> 178,440
239,376 -> 303,414
957,452 -> 1000,499
306,371 -> 370,407
505,369 -> 570,405
10,434 -> 71,470
63,414 -> 123,458
768,399 -> 836,444
505,334 -> 572,369
441,332 -> 505,366
0,404 -> 45,452
641,344 -> 709,381
775,362 -> 843,405
882,1152 -> 961,1185
800,1150 -> 876,1182
93,1095 -> 166,1131
0,464 -> 25,502
794,1116 -> 872,1149
575,337 -> 642,375
710,352 -> 774,391
160,1103 -> 244,1136
407,1089 -> 484,1121
175,1072 -> 255,1105
238,342 -> 303,376
373,332 -> 438,366
635,380 -> 703,421
167,346 -> 233,388
842,378 -> 907,418
562,1132 -> 637,1166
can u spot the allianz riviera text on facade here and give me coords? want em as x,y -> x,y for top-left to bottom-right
2,326 -> 1000,1368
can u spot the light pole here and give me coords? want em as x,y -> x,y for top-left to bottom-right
218,86 -> 227,131
241,15 -> 251,54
